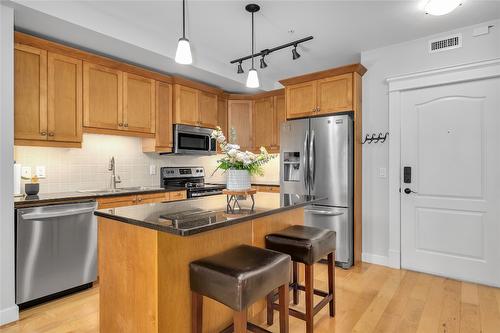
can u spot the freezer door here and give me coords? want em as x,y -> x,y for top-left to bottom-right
304,205 -> 353,268
310,115 -> 353,207
16,201 -> 97,304
280,118 -> 310,195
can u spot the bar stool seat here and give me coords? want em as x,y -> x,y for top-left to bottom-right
265,225 -> 336,265
190,244 -> 291,333
265,225 -> 336,333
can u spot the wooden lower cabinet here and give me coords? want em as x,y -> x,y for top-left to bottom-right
97,190 -> 186,209
254,185 -> 280,193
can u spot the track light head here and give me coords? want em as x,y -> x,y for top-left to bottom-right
260,57 -> 267,69
292,45 -> 301,60
237,62 -> 244,74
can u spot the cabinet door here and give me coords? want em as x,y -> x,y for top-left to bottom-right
286,81 -> 316,119
155,81 -> 173,149
317,73 -> 353,114
123,73 -> 155,133
274,95 -> 286,148
198,91 -> 218,128
83,62 -> 123,130
228,100 -> 253,151
47,52 -> 82,143
174,85 -> 199,126
14,44 -> 47,141
253,97 -> 275,150
217,98 -> 228,136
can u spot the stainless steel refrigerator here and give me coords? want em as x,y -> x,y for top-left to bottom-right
280,114 -> 353,268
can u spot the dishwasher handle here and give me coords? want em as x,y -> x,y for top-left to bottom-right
304,209 -> 345,217
20,205 -> 97,220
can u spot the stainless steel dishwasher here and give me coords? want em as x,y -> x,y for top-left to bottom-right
16,200 -> 98,306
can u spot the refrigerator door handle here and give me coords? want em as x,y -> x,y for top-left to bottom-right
304,208 -> 345,216
303,130 -> 309,190
309,130 -> 316,189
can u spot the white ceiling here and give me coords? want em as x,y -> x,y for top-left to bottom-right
8,0 -> 500,92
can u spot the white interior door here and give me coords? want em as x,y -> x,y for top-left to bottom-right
401,77 -> 500,287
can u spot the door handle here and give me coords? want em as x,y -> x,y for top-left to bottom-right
403,188 -> 417,194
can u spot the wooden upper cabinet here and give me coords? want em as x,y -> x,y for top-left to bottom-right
274,94 -> 286,147
316,73 -> 353,115
123,73 -> 155,133
217,97 -> 228,136
47,52 -> 82,143
174,84 -> 199,126
286,81 -> 317,119
198,91 -> 218,128
155,81 -> 173,149
83,62 -> 123,130
228,100 -> 253,151
253,97 -> 275,150
14,44 -> 47,141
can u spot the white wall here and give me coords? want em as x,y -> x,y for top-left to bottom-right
361,19 -> 500,266
0,4 -> 18,326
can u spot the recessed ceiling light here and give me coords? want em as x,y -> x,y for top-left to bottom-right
424,0 -> 462,16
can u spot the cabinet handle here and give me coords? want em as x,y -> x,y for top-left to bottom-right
40,131 -> 47,136
124,123 -> 129,128
118,123 -> 123,127
48,132 -> 54,137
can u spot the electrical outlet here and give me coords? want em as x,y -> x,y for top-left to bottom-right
379,167 -> 387,178
21,166 -> 32,179
36,166 -> 46,178
149,165 -> 156,176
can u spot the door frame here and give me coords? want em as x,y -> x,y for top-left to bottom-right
386,58 -> 500,269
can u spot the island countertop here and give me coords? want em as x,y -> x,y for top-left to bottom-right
94,192 -> 323,236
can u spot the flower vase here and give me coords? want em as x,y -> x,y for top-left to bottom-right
226,169 -> 251,191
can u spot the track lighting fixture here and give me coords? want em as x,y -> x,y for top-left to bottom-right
245,4 -> 260,88
237,62 -> 244,74
292,44 -> 301,60
260,56 -> 268,69
175,0 -> 192,65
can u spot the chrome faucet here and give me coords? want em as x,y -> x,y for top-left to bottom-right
108,157 -> 121,190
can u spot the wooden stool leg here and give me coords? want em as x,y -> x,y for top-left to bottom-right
266,291 -> 274,325
191,291 -> 203,333
305,264 -> 314,333
234,309 -> 247,333
292,262 -> 299,305
328,252 -> 335,317
278,284 -> 290,333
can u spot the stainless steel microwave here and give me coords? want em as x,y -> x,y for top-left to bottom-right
172,124 -> 217,155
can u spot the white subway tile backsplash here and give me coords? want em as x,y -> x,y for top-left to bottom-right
14,133 -> 280,194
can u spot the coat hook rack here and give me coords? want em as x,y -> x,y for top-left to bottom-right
362,132 -> 389,144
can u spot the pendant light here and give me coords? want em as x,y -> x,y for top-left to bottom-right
245,4 -> 260,88
175,0 -> 192,64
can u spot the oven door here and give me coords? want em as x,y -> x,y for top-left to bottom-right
174,125 -> 216,155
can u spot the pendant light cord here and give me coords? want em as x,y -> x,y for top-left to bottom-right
251,11 -> 254,70
182,0 -> 186,39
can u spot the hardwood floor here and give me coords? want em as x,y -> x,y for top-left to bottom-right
2,263 -> 499,333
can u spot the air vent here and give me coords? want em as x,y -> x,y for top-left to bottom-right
429,34 -> 462,53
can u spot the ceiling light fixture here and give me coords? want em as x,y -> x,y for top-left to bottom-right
292,44 -> 301,60
424,0 -> 462,16
175,0 -> 192,64
245,4 -> 260,88
237,61 -> 244,74
260,56 -> 268,69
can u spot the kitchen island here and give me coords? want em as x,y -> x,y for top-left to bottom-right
95,192 -> 322,333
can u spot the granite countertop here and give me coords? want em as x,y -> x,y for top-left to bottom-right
95,192 -> 324,236
14,186 -> 186,208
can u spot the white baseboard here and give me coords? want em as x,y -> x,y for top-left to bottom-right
388,249 -> 401,269
361,252 -> 390,267
0,305 -> 19,326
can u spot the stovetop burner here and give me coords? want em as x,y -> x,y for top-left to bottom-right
160,167 -> 225,198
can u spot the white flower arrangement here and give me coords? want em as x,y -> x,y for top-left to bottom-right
211,127 -> 275,176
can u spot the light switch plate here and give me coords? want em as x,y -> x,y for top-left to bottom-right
36,166 -> 46,178
379,167 -> 387,178
149,165 -> 156,176
21,166 -> 32,179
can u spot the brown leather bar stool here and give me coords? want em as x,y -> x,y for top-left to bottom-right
265,225 -> 336,333
190,244 -> 291,333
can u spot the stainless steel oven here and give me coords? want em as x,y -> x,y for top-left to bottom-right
173,124 -> 217,155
